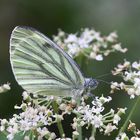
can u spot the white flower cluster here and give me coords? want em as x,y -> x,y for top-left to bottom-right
0,92 -> 58,140
0,92 -> 126,139
0,104 -> 56,140
71,96 -> 126,137
53,28 -> 127,61
111,60 -> 140,98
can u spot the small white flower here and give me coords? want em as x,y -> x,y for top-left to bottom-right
24,136 -> 30,140
59,103 -> 67,111
127,88 -> 136,99
0,119 -> 8,125
132,61 -> 140,70
112,44 -> 127,53
92,44 -> 100,52
110,82 -> 120,91
90,52 -> 96,59
83,109 -> 93,122
67,43 -> 80,57
93,32 -> 103,42
22,91 -> 30,100
95,54 -> 103,61
92,115 -> 103,128
134,78 -> 140,88
116,133 -> 129,140
104,50 -> 111,56
124,71 -> 133,81
3,83 -> 11,90
56,138 -> 72,140
73,131 -> 79,136
72,122 -> 78,130
80,28 -> 95,43
113,114 -> 121,125
54,114 -> 63,122
0,119 -> 8,131
80,121 -> 85,127
99,96 -> 112,103
92,106 -> 104,114
89,136 -> 95,140
78,38 -> 89,48
58,30 -> 65,37
112,44 -> 121,50
118,108 -> 127,114
64,34 -> 78,43
104,123 -> 117,135
50,132 -> 56,139
0,83 -> 10,93
135,87 -> 140,96
131,137 -> 140,140
106,32 -> 118,42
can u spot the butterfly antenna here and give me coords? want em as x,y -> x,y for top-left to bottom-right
96,79 -> 111,85
95,72 -> 124,86
95,72 -> 112,79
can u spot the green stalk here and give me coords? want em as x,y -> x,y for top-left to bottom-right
91,126 -> 96,139
52,101 -> 65,138
76,97 -> 83,140
76,54 -> 85,68
77,125 -> 82,140
118,96 -> 140,135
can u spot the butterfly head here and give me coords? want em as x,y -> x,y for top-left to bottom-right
84,78 -> 98,90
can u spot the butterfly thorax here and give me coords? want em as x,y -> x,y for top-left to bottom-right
84,78 -> 98,92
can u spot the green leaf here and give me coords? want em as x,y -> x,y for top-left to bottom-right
14,130 -> 35,140
0,132 -> 7,140
14,131 -> 25,140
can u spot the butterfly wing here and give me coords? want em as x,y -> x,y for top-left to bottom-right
10,26 -> 85,97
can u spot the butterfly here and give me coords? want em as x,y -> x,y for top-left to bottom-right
10,26 -> 98,97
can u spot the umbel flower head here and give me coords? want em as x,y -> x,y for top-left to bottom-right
53,28 -> 127,60
0,91 -> 126,140
111,60 -> 140,98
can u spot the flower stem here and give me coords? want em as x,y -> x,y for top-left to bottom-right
76,97 -> 83,140
52,101 -> 65,138
118,96 -> 140,135
91,126 -> 96,139
76,54 -> 86,69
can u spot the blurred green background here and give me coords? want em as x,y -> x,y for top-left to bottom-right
0,0 -> 140,139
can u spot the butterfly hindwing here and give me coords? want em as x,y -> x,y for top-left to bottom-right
10,26 -> 85,96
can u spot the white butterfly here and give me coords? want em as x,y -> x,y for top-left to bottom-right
10,26 -> 98,97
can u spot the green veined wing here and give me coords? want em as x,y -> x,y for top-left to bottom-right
10,26 -> 85,97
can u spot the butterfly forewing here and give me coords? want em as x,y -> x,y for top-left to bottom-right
10,26 -> 85,97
